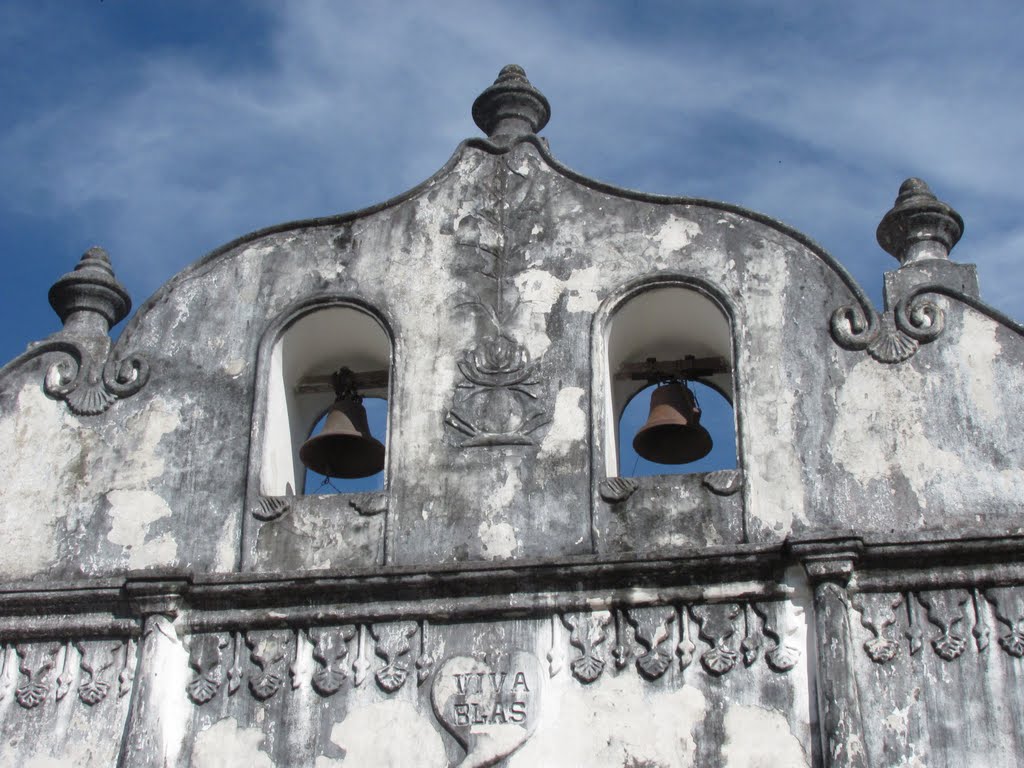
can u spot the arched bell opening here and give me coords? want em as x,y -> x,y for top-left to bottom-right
603,283 -> 737,479
260,303 -> 392,498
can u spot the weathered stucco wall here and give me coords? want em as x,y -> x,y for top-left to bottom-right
0,66 -> 1021,767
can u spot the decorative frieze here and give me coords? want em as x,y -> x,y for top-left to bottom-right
848,588 -> 1024,664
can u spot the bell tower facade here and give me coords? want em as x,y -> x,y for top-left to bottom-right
0,65 -> 1022,767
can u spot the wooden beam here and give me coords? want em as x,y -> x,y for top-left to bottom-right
615,356 -> 730,381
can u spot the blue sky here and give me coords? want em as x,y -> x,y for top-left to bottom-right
2,1 -> 1021,372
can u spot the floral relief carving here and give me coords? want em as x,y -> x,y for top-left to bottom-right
676,605 -> 696,670
245,630 -> 292,700
753,601 -> 801,672
416,620 -> 436,686
917,590 -> 971,661
985,587 -> 1024,658
186,634 -> 229,704
851,593 -> 904,664
624,607 -> 675,680
76,639 -> 123,706
831,288 -> 945,364
547,615 -> 565,677
370,621 -> 418,692
445,151 -> 551,447
691,604 -> 741,676
119,638 -> 138,698
15,642 -> 62,709
309,626 -> 356,696
55,641 -> 74,701
562,611 -> 611,683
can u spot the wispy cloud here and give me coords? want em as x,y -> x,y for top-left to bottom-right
0,0 -> 1020,346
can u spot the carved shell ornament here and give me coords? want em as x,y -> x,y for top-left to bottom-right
21,247 -> 150,415
831,293 -> 944,365
830,178 -> 961,364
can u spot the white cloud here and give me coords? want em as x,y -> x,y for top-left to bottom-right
0,0 -> 1021,321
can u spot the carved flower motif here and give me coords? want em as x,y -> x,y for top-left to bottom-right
312,667 -> 346,696
864,637 -> 900,664
459,336 -> 533,387
187,668 -> 224,704
701,646 -> 738,676
636,649 -> 672,680
79,679 -> 110,706
933,632 -> 967,661
571,654 -> 605,684
16,682 -> 49,709
376,662 -> 409,692
998,630 -> 1024,658
766,644 -> 799,672
250,672 -> 284,700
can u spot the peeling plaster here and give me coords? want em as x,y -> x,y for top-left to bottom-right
509,673 -> 706,767
4,739 -> 114,768
722,704 -> 808,767
538,387 -> 586,459
512,267 -> 604,358
191,717 -> 274,768
651,215 -> 701,252
478,520 -> 518,559
105,489 -> 178,569
0,384 -> 83,577
324,700 -> 447,767
828,358 -> 1024,513
961,312 -> 1001,420
741,252 -> 806,535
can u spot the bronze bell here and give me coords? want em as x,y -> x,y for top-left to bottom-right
299,369 -> 385,479
632,379 -> 713,465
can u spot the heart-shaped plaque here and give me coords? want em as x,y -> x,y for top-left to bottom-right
431,651 -> 542,768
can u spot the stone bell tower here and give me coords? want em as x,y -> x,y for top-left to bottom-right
0,65 -> 1022,767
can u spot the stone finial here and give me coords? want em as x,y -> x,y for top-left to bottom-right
48,246 -> 132,335
876,178 -> 964,265
472,65 -> 551,139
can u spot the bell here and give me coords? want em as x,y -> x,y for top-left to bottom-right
632,380 -> 713,465
299,394 -> 385,479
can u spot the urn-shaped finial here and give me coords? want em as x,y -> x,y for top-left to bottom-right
48,246 -> 132,335
876,178 -> 964,265
472,65 -> 551,139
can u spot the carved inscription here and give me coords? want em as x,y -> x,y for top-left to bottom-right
432,651 -> 542,767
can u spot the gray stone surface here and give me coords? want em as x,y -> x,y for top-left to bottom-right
0,65 -> 1021,766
